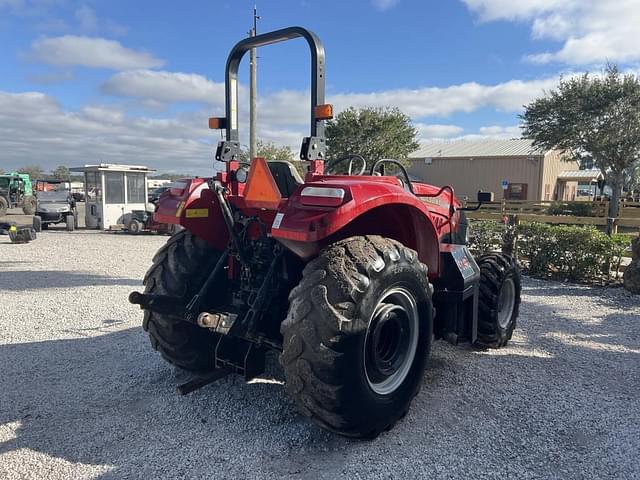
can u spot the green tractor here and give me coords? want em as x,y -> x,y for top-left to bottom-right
0,173 -> 36,217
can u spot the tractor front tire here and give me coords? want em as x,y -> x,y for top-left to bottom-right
22,196 -> 36,215
142,230 -> 222,372
475,253 -> 521,348
281,235 -> 434,438
0,197 -> 7,217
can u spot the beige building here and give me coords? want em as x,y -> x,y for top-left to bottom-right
409,139 -> 581,201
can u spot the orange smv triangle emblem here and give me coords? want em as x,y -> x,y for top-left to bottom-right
243,157 -> 282,209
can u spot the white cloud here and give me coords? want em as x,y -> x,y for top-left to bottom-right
463,0 -> 571,21
415,123 -> 464,140
75,4 -> 97,31
0,91 -> 209,173
0,90 -> 304,174
416,124 -> 523,143
478,125 -> 522,137
463,0 -> 640,65
30,36 -> 164,70
329,77 -> 558,118
102,70 -> 226,105
371,0 -> 400,11
103,70 -> 559,123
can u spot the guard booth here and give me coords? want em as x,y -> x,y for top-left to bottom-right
70,164 -> 154,230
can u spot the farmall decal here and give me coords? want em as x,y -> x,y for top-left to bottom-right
421,196 -> 447,208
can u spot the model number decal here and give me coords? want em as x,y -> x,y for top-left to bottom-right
185,208 -> 209,218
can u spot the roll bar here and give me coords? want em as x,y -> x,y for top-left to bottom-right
214,27 -> 328,163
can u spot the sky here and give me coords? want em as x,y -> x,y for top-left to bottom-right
1,0 -> 639,175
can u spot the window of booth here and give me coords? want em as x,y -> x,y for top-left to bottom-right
85,171 -> 101,201
126,173 -> 145,203
105,172 -> 124,204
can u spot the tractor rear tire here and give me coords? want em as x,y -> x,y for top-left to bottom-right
22,196 -> 36,215
281,235 -> 434,438
475,253 -> 521,348
142,230 -> 222,372
168,223 -> 183,236
65,214 -> 75,231
32,216 -> 42,232
0,197 -> 7,217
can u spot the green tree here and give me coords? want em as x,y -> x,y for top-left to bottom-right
17,165 -> 44,180
326,107 -> 419,168
239,140 -> 295,162
151,173 -> 195,181
521,65 -> 640,232
52,165 -> 71,180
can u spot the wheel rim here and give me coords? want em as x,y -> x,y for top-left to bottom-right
364,287 -> 419,396
497,278 -> 516,329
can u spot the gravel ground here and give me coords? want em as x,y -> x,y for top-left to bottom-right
1,231 -> 639,479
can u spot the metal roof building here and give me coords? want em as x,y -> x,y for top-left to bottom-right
409,139 -> 580,201
412,139 -> 546,158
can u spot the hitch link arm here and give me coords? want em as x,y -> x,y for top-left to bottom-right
129,248 -> 230,324
211,180 -> 249,264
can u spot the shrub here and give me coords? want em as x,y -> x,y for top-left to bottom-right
546,202 -> 598,217
467,219 -> 505,254
469,219 -> 632,282
516,223 -> 613,281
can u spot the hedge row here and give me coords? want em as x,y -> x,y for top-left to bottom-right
468,220 -> 631,282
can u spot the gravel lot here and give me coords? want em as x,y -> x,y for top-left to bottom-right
1,231 -> 639,479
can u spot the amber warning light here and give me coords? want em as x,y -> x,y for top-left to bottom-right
314,104 -> 333,120
208,117 -> 227,129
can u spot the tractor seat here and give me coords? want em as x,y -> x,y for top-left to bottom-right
267,161 -> 304,198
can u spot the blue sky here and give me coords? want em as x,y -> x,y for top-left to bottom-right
1,0 -> 638,174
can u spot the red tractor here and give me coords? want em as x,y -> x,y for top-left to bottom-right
129,27 -> 521,438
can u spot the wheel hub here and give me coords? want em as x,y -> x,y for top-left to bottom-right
364,287 -> 419,396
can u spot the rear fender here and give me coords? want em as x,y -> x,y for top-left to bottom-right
332,204 -> 441,278
273,200 -> 441,278
154,178 -> 228,250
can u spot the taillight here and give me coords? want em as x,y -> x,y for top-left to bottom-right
300,186 -> 345,207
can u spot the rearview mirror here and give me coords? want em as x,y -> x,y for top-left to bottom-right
477,191 -> 494,203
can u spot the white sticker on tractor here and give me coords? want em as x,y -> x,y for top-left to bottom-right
272,213 -> 284,229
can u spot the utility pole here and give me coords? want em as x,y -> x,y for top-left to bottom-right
249,6 -> 260,160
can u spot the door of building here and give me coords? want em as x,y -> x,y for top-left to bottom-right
505,183 -> 528,200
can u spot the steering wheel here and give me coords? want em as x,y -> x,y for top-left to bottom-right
369,159 -> 415,194
325,155 -> 367,176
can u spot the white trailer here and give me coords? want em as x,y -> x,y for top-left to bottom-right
70,164 -> 155,230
